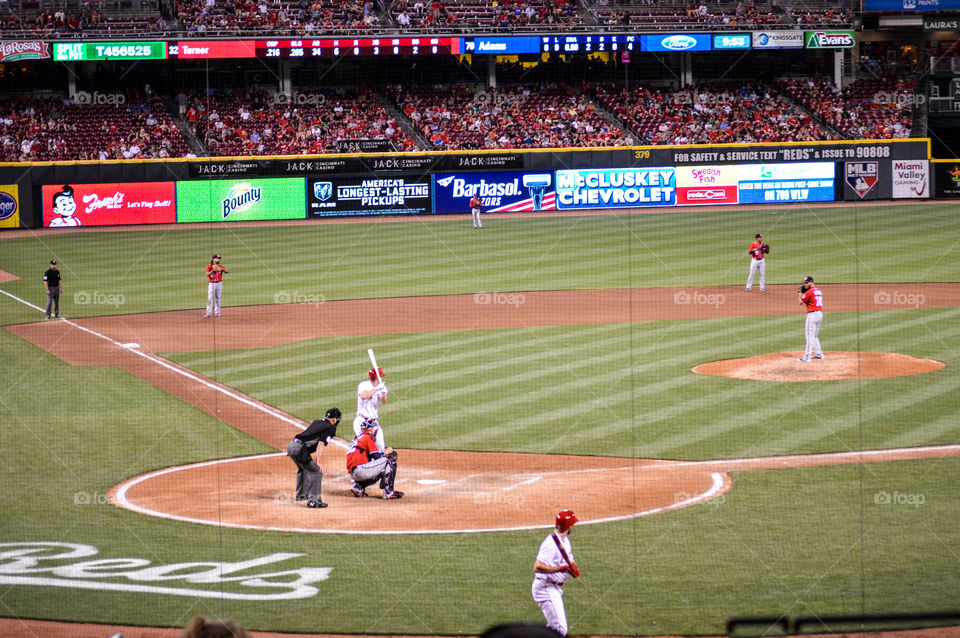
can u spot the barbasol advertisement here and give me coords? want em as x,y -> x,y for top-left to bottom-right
176,178 -> 305,222
307,176 -> 431,216
554,168 -> 676,210
737,163 -> 835,204
433,171 -> 556,213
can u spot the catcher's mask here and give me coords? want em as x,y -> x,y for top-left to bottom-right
556,509 -> 578,533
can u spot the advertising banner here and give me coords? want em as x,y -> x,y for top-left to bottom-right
42,182 -> 175,227
737,163 -> 835,203
307,176 -> 431,216
752,31 -> 805,49
804,30 -> 856,49
176,178 -> 306,222
0,41 -> 51,62
865,0 -> 960,10
891,160 -> 930,198
843,161 -> 880,200
640,34 -> 712,52
555,167 -> 676,210
0,185 -> 18,229
676,166 -> 739,206
934,161 -> 960,198
433,171 -> 556,213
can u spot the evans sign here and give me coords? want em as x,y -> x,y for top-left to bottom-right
805,31 -> 856,48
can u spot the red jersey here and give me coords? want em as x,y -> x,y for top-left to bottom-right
748,240 -> 766,260
469,195 -> 481,211
346,430 -> 378,472
206,264 -> 224,283
801,286 -> 823,312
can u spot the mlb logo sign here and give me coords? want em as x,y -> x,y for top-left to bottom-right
313,181 -> 333,201
845,161 -> 878,198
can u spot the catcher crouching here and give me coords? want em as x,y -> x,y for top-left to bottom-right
346,418 -> 403,500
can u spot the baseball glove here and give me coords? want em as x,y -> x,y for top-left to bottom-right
762,244 -> 770,254
798,284 -> 809,293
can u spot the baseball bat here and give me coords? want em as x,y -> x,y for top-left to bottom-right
368,348 -> 383,383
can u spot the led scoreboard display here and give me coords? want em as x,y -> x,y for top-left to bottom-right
540,35 -> 638,53
256,37 -> 459,57
53,41 -> 167,61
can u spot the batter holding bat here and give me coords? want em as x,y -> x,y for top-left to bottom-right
532,509 -> 579,637
353,349 -> 388,451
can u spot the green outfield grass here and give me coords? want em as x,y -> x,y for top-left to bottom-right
1,203 -> 958,636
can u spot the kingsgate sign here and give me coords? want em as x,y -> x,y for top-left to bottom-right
0,542 -> 332,601
0,41 -> 51,61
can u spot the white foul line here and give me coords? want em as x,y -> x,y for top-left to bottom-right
1,287 -> 351,450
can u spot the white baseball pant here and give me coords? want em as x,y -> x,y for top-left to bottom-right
206,281 -> 223,316
746,258 -> 765,290
472,207 -> 482,228
804,310 -> 823,357
532,579 -> 567,636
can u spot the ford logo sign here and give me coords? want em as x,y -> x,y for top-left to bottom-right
661,35 -> 697,50
0,192 -> 16,221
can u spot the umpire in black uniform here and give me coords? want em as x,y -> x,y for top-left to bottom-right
43,259 -> 61,320
287,407 -> 341,509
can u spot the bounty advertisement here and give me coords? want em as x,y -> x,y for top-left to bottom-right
737,163 -> 835,203
307,176 -> 431,216
176,178 -> 306,222
42,182 -> 175,227
433,171 -> 556,213
554,167 -> 676,210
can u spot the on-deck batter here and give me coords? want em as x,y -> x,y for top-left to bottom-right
532,509 -> 580,637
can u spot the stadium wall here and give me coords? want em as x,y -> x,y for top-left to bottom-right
0,138 -> 931,229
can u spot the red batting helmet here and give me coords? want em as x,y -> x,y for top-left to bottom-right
368,367 -> 385,382
556,509 -> 578,533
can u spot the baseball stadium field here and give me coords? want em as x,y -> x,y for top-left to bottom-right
1,201 -> 959,636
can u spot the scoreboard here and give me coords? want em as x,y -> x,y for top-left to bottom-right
540,35 -> 639,53
170,37 -> 460,59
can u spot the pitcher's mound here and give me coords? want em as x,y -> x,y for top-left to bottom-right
693,352 -> 945,382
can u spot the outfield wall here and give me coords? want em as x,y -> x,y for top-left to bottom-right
0,139 -> 932,229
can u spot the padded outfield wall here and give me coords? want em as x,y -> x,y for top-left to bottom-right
0,139 -> 932,229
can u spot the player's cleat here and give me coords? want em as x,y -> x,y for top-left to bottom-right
797,356 -> 810,362
204,314 -> 210,318
383,490 -> 404,500
744,288 -> 751,291
350,484 -> 366,498
759,288 -> 765,292
814,354 -> 825,359
307,500 -> 328,509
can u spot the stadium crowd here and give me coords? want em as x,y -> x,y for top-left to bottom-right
593,83 -> 834,144
0,91 -> 191,161
777,77 -> 914,139
186,88 -> 409,155
0,73 -> 917,161
389,83 -> 629,149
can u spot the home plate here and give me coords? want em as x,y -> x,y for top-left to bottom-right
122,343 -> 141,349
417,479 -> 446,485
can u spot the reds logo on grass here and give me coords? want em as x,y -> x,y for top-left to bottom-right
845,161 -> 879,199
